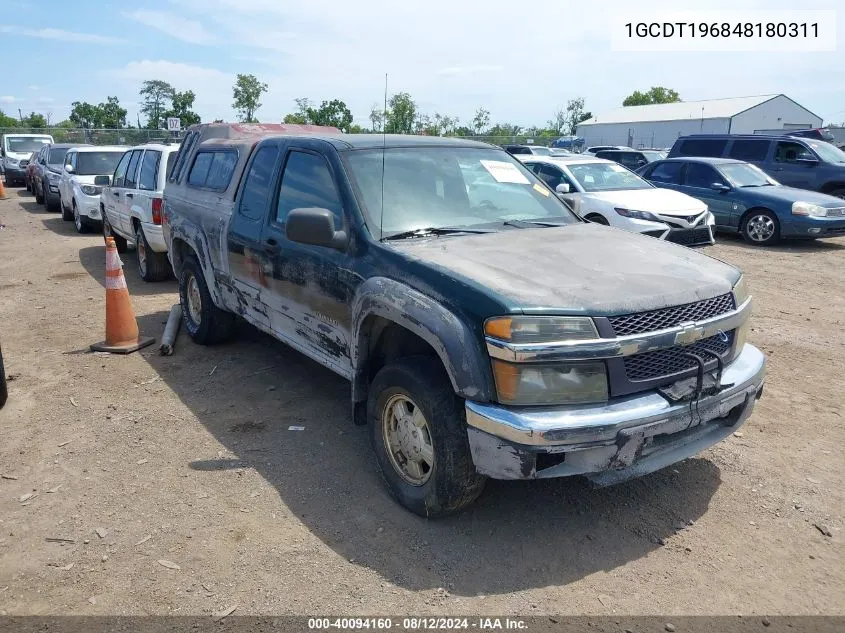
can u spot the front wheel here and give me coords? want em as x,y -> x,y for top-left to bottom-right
61,196 -> 73,221
368,357 -> 486,518
73,202 -> 88,233
178,255 -> 235,345
35,181 -> 44,204
742,209 -> 780,246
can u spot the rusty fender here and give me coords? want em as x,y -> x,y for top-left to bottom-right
166,215 -> 227,309
350,277 -> 493,406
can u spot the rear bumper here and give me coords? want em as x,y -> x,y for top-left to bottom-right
465,343 -> 765,482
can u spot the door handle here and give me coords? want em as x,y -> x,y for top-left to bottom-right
112,191 -> 119,196
263,238 -> 280,254
126,193 -> 133,199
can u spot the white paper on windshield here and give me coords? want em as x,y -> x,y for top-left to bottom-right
480,160 -> 530,185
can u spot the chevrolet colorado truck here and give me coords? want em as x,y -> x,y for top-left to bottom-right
163,123 -> 766,517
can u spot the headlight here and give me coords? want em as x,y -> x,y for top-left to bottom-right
47,171 -> 61,182
81,185 -> 101,196
792,201 -> 827,217
492,360 -> 608,405
6,158 -> 19,167
614,207 -> 661,222
485,316 -> 598,343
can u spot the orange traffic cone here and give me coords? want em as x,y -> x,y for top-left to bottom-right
90,237 -> 155,354
0,178 -> 8,200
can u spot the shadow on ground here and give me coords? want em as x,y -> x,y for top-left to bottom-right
77,245 -> 177,297
132,310 -> 722,597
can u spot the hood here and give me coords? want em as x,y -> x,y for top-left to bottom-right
580,188 -> 707,216
740,185 -> 845,208
389,223 -> 739,315
5,151 -> 32,162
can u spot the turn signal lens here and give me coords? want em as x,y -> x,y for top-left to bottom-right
485,316 -> 598,343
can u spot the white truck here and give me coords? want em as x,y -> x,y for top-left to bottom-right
2,133 -> 54,186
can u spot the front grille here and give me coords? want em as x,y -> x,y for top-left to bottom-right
608,293 -> 734,336
624,332 -> 733,382
666,226 -> 713,246
825,207 -> 845,217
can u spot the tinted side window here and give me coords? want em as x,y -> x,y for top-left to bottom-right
275,151 -> 342,225
728,139 -> 770,162
239,146 -> 280,220
677,139 -> 728,157
165,152 -> 177,180
139,150 -> 161,191
206,152 -> 238,190
774,141 -> 815,163
535,163 -> 564,188
112,151 -> 132,187
171,132 -> 198,182
647,162 -> 683,184
188,152 -> 213,186
124,150 -> 143,188
685,163 -> 723,188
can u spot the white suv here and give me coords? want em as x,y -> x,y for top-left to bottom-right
101,143 -> 179,282
59,146 -> 127,233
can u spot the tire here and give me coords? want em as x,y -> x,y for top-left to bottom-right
178,255 -> 234,345
61,196 -> 73,221
46,190 -> 60,212
368,356 -> 486,518
102,213 -> 128,253
72,201 -> 88,234
585,213 -> 609,225
135,223 -> 171,282
742,209 -> 780,246
35,180 -> 44,204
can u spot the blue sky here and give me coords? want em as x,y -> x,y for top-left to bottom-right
2,0 -> 843,128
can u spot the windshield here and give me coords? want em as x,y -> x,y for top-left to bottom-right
76,151 -> 124,176
642,151 -> 667,161
529,147 -> 551,155
49,148 -> 69,164
719,163 -> 778,187
343,147 -> 579,238
567,162 -> 652,192
6,137 -> 51,153
807,140 -> 845,164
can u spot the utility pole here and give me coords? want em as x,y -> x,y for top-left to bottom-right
18,109 -> 24,125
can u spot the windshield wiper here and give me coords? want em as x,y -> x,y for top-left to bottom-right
381,226 -> 494,241
503,219 -> 569,228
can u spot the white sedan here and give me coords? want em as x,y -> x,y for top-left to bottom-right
519,155 -> 716,246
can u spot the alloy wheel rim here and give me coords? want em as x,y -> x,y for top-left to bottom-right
747,214 -> 775,242
382,393 -> 434,486
136,230 -> 147,275
74,206 -> 82,231
186,274 -> 202,325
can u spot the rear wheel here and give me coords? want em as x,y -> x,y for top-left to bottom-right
368,357 -> 486,517
103,213 -> 127,253
61,196 -> 73,221
178,255 -> 235,345
35,180 -> 44,204
135,223 -> 171,282
742,209 -> 779,246
585,213 -> 609,225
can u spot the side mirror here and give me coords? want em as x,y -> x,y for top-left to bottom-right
286,207 -> 347,250
64,164 -> 74,173
93,175 -> 110,186
555,183 -> 570,194
710,182 -> 730,192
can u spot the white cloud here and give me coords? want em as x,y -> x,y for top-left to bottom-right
0,96 -> 17,104
0,25 -> 122,44
126,10 -> 216,44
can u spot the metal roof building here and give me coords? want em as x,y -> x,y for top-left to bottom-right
576,94 -> 823,149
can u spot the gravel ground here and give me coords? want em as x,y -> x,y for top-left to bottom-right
0,186 -> 843,616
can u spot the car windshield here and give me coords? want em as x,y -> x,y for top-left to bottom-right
6,137 -> 51,153
529,147 -> 551,155
76,151 -> 125,176
642,151 -> 667,161
49,148 -> 69,164
343,147 -> 579,238
719,163 -> 778,187
807,140 -> 845,164
566,162 -> 652,192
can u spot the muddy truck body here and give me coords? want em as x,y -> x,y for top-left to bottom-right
163,124 -> 766,517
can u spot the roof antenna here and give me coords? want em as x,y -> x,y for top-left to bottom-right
379,73 -> 387,240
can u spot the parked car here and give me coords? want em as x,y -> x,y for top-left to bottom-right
639,157 -> 845,245
550,135 -> 584,151
1,133 -> 53,186
668,134 -> 845,199
57,146 -> 127,233
502,144 -> 553,156
101,143 -> 180,281
520,155 -> 715,246
163,123 -> 765,517
24,152 -> 39,191
584,145 -> 634,156
32,143 -> 85,211
594,149 -> 667,171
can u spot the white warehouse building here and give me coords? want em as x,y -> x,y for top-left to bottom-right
576,94 -> 823,149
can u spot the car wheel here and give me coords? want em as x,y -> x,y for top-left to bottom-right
46,190 -> 59,212
742,209 -> 780,246
585,213 -> 609,225
178,255 -> 235,345
103,214 -> 128,253
35,181 -> 44,204
368,356 -> 486,518
135,223 -> 171,282
73,201 -> 88,234
61,195 -> 73,221
25,179 -> 31,192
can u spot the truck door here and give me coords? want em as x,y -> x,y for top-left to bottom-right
104,150 -> 131,237
258,143 -> 354,376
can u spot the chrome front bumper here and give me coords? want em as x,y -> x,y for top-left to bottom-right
465,343 -> 765,483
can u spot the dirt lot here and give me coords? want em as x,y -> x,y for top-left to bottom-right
0,186 -> 843,617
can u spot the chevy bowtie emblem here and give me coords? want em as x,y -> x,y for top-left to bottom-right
674,322 -> 705,346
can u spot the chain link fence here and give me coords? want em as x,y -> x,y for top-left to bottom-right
1,127 -> 183,146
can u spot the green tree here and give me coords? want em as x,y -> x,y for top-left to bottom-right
232,73 -> 268,123
23,112 -> 47,128
564,97 -> 588,135
0,110 -> 18,127
488,122 -> 522,137
99,96 -> 127,128
471,107 -> 490,135
140,79 -> 175,128
69,101 -> 103,129
622,86 -> 681,107
368,103 -> 383,132
283,98 -> 312,124
548,108 -> 567,134
163,90 -> 201,127
385,92 -> 416,134
307,99 -> 353,130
